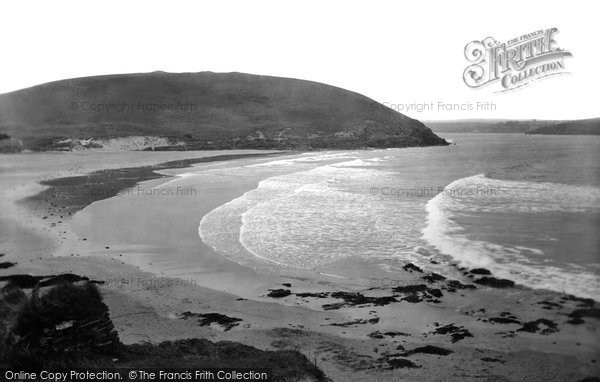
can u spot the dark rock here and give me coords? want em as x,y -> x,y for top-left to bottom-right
386,358 -> 421,369
322,292 -> 397,310
398,345 -> 453,356
368,330 -> 411,338
8,282 -> 120,362
433,324 -> 473,342
489,317 -> 521,324
568,308 -> 600,319
481,357 -> 505,363
402,295 -> 422,303
383,331 -> 411,337
267,289 -> 292,298
403,263 -> 423,273
0,136 -> 23,153
517,319 -> 558,334
0,274 -> 45,289
368,331 -> 385,339
295,292 -> 329,298
538,300 -> 562,309
422,273 -> 446,283
470,268 -> 492,275
38,274 -> 90,287
394,284 -> 445,303
329,317 -> 379,327
446,280 -> 477,290
281,283 -> 291,288
0,262 -> 17,269
321,303 -> 345,310
566,317 -> 585,325
179,312 -> 242,331
474,277 -> 515,288
393,284 -> 427,294
563,295 -> 595,308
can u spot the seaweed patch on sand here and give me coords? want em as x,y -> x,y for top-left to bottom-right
178,312 -> 242,331
19,152 -> 285,218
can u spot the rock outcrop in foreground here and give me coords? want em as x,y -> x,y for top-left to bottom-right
0,72 -> 447,151
0,277 -> 327,381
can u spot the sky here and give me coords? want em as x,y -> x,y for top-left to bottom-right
1,0 -> 597,120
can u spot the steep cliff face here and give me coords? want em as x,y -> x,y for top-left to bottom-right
0,72 -> 447,150
0,134 -> 23,153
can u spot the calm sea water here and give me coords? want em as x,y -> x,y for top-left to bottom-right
197,134 -> 600,299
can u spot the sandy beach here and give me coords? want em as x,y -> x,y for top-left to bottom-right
1,150 -> 599,381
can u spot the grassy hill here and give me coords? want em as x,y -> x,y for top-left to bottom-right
425,119 -> 558,134
0,72 -> 447,151
426,118 -> 600,135
526,118 -> 600,135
